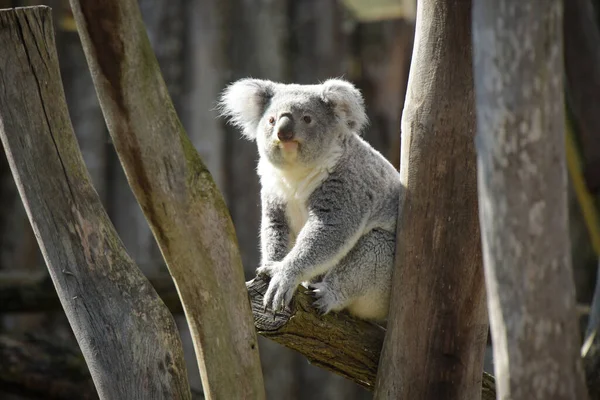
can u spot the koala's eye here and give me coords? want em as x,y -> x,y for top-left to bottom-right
303,116 -> 312,124
268,116 -> 275,125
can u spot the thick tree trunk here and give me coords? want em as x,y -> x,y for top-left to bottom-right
68,1 -> 266,398
472,1 -> 590,399
374,1 -> 489,399
0,6 -> 191,399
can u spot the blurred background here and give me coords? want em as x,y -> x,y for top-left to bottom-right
1,0 -> 600,399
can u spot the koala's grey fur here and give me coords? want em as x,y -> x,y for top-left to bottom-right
218,78 -> 401,322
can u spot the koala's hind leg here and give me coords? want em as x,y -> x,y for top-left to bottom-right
309,228 -> 395,321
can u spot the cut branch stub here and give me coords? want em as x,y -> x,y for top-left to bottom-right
68,0 -> 265,398
0,6 -> 191,400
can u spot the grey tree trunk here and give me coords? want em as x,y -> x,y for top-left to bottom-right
472,1 -> 590,399
374,0 -> 489,399
0,7 -> 191,399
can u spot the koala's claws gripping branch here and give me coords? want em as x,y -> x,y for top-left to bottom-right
246,275 -> 497,398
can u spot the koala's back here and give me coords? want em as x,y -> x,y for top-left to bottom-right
332,134 -> 401,235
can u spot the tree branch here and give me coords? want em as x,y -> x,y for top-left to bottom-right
246,276 -> 497,400
0,6 -> 190,399
67,0 -> 266,398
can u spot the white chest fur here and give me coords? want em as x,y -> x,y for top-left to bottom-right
285,196 -> 309,238
258,147 -> 342,239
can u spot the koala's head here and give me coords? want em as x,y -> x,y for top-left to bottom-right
218,78 -> 367,169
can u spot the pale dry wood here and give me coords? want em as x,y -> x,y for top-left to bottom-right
374,1 -> 489,399
0,6 -> 191,399
473,1 -> 590,399
68,1 -> 266,398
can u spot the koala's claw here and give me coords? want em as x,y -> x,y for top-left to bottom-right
262,271 -> 298,313
256,261 -> 284,280
307,282 -> 340,316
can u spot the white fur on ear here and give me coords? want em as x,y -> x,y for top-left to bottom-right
218,78 -> 275,139
320,79 -> 368,134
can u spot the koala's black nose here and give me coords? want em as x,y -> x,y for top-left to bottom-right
276,115 -> 295,141
277,130 -> 294,141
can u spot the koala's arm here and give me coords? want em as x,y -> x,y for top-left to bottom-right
282,178 -> 368,282
260,193 -> 290,266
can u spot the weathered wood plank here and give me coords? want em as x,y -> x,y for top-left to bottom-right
68,1 -> 266,398
374,1 -> 489,399
473,1 -> 590,399
0,6 -> 191,399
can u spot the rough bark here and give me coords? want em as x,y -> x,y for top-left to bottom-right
374,1 -> 489,399
564,0 -> 600,194
0,6 -> 191,399
68,1 -> 266,398
0,333 -> 206,400
472,1 -> 590,400
246,277 -> 497,400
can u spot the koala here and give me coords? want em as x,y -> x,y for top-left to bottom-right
218,78 -> 401,322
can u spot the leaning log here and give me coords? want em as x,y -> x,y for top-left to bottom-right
0,6 -> 190,399
67,0 -> 266,398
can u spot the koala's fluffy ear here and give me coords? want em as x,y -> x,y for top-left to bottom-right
320,79 -> 368,134
218,78 -> 275,139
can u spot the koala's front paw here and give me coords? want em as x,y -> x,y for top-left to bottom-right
308,282 -> 343,316
256,261 -> 281,278
263,270 -> 299,312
